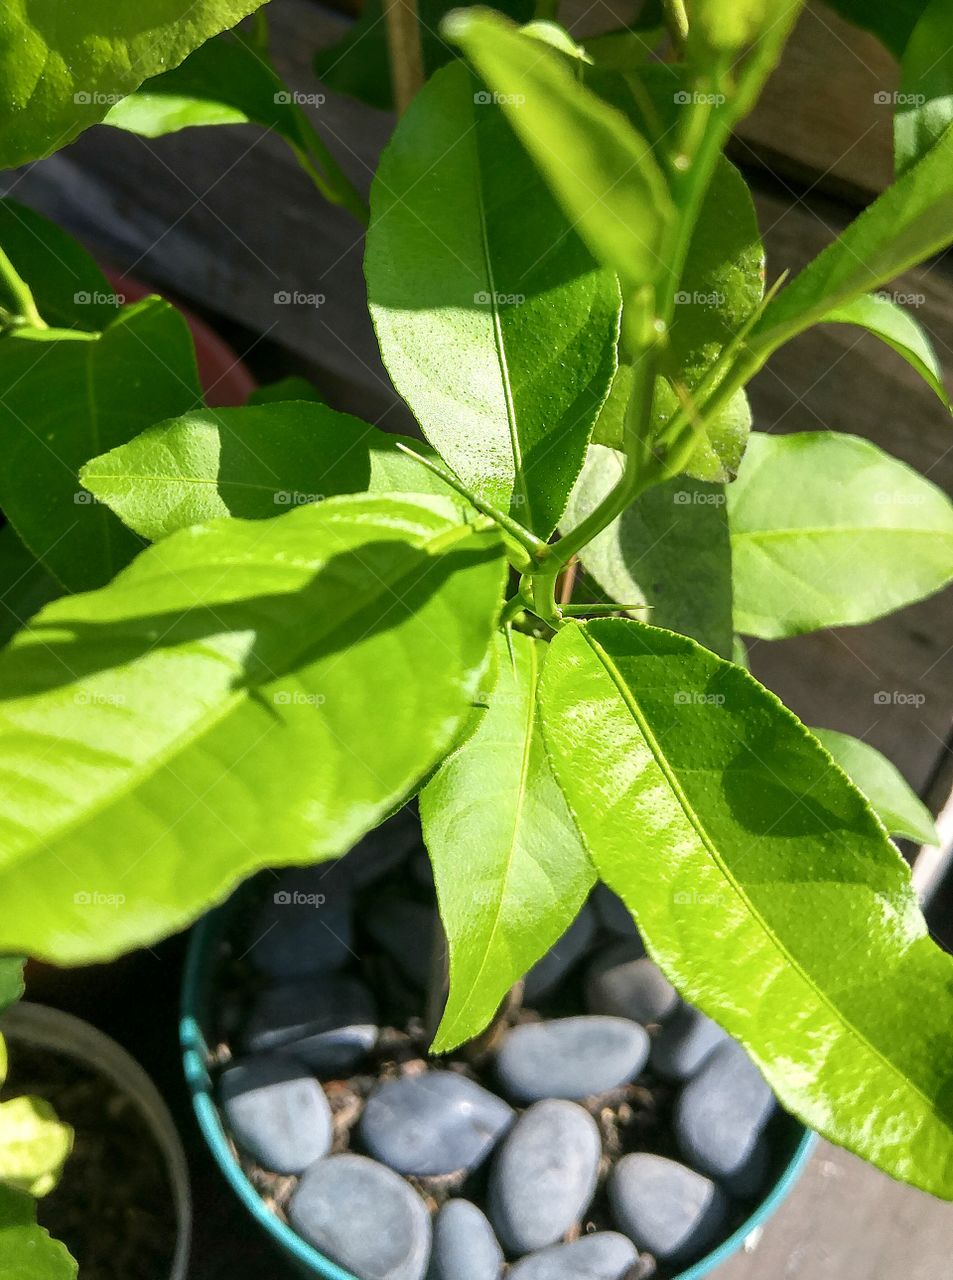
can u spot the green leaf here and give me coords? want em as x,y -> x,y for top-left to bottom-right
0,297 -> 203,591
443,9 -> 675,299
540,616 -> 953,1197
0,1186 -> 76,1280
247,377 -> 325,406
0,528 -> 61,648
0,201 -> 117,332
0,1099 -> 72,1198
313,0 -> 534,112
753,120 -> 953,353
652,372 -> 753,484
729,432 -> 953,638
812,728 -> 940,846
422,630 -> 594,1051
81,403 -> 457,542
103,33 -> 306,145
0,494 -> 504,963
896,0 -> 953,175
0,0 -> 269,167
562,445 -> 733,657
0,961 -> 24,1016
686,0 -> 774,51
822,0 -> 927,60
822,293 -> 950,409
366,60 -> 620,538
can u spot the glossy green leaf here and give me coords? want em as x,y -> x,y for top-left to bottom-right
813,728 -> 939,846
0,494 -> 504,963
0,0 -> 269,167
422,630 -> 594,1051
0,298 -> 202,591
753,121 -> 953,353
822,0 -> 927,59
0,962 -> 23,1016
729,432 -> 953,638
0,1099 -> 72,1198
443,9 -> 674,298
81,403 -> 456,542
247,377 -> 325,406
896,0 -> 953,175
0,529 -> 60,648
104,34 -> 305,144
0,201 -> 117,332
0,1187 -> 76,1280
822,293 -> 950,409
653,373 -> 753,484
366,60 -> 620,537
540,616 -> 953,1197
563,445 -> 733,657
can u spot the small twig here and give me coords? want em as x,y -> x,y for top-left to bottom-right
383,0 -> 425,115
557,557 -> 579,607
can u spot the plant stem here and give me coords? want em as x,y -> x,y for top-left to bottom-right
663,0 -> 690,51
251,7 -> 270,54
290,121 -> 370,226
0,248 -> 46,330
383,0 -> 425,115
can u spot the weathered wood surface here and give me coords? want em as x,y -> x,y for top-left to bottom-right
6,2 -> 953,1276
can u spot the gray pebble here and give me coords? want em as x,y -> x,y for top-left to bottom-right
650,1005 -> 728,1081
248,876 -> 353,979
427,1200 -> 503,1280
244,974 -> 378,1074
609,1153 -> 727,1263
289,1153 -> 431,1280
523,906 -> 598,1002
495,1017 -> 649,1104
219,1055 -> 332,1174
675,1041 -> 776,1184
591,885 -> 644,945
508,1233 -> 639,1280
360,1071 -> 514,1176
323,807 -> 423,894
488,1099 -> 601,1255
366,899 -> 437,989
586,946 -> 679,1025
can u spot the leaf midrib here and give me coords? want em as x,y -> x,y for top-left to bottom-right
580,624 -> 937,1119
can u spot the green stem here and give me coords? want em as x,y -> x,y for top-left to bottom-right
0,247 -> 46,330
251,7 -> 270,54
663,0 -> 690,52
290,127 -> 369,226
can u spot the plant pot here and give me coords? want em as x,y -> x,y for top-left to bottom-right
181,845 -> 815,1280
1,1001 -> 192,1280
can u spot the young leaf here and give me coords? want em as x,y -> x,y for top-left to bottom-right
0,494 -> 504,964
366,60 -> 620,538
0,1099 -> 72,1198
0,0 -> 269,167
81,403 -> 457,542
422,630 -> 594,1051
813,728 -> 940,846
562,445 -> 733,658
821,293 -> 950,409
0,960 -> 24,1015
443,9 -> 675,298
0,201 -> 117,332
729,432 -> 953,638
896,0 -> 953,175
753,120 -> 953,353
0,1187 -> 76,1280
0,298 -> 202,591
540,617 -> 953,1197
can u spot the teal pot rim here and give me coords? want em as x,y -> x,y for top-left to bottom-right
181,897 -> 817,1280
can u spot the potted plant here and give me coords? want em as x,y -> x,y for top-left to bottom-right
1,0 -> 953,1276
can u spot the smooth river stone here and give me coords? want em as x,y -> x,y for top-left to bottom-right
508,1233 -> 639,1280
523,906 -> 598,1002
609,1153 -> 727,1263
495,1017 -> 649,1103
427,1200 -> 503,1280
360,1072 -> 514,1176
488,1099 -> 602,1255
586,946 -> 679,1025
219,1055 -> 332,1175
366,899 -> 437,989
248,875 -> 353,979
675,1040 -> 776,1183
650,1005 -> 728,1081
244,974 -> 378,1074
289,1154 -> 431,1280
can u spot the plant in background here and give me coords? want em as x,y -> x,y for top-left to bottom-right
1,0 -> 953,1222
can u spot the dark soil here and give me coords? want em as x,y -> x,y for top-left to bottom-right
1,1043 -> 178,1280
